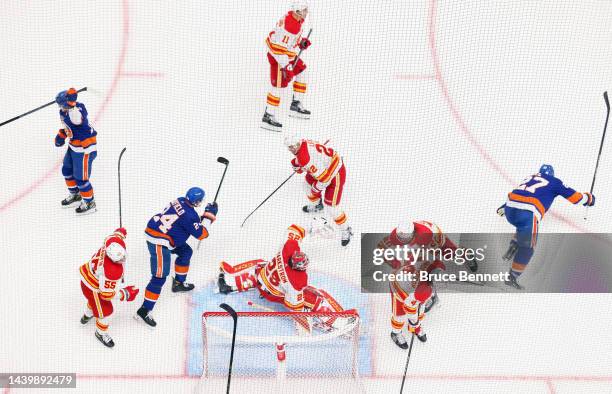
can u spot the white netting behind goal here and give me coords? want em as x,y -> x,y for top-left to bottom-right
196,311 -> 364,393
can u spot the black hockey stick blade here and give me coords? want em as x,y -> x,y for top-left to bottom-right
0,86 -> 88,128
217,156 -> 229,165
219,303 -> 238,320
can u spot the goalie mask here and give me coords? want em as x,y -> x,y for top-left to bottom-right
289,250 -> 309,271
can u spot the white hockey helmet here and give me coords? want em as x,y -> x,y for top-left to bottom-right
284,133 -> 302,153
106,242 -> 127,263
291,1 -> 309,15
395,221 -> 415,242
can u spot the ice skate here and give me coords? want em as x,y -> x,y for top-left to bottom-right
171,276 -> 195,293
95,331 -> 115,348
80,314 -> 93,325
340,226 -> 353,247
504,273 -> 524,290
61,193 -> 81,208
261,110 -> 282,132
289,98 -> 311,119
302,200 -> 324,213
415,328 -> 427,343
217,272 -> 236,294
75,199 -> 96,215
135,306 -> 157,327
391,332 -> 408,350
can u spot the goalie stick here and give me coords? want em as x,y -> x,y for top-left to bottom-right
585,91 -> 610,220
219,303 -> 238,394
0,87 -> 88,127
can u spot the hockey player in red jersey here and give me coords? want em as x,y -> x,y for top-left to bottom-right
217,224 -> 354,331
79,228 -> 139,348
377,221 -> 465,348
262,1 -> 312,131
285,135 -> 353,246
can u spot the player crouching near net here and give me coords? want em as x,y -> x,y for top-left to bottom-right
284,134 -> 353,246
79,228 -> 139,348
217,224 -> 356,332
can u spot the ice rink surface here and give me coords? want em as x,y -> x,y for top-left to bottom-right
2,0 -> 612,393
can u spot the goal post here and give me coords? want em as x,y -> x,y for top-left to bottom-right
198,310 -> 363,392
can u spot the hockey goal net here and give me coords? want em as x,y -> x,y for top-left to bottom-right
196,310 -> 364,393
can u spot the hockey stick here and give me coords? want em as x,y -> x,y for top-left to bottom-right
219,303 -> 238,394
118,148 -> 127,228
0,87 -> 88,127
197,157 -> 229,250
241,139 -> 329,227
399,333 -> 416,394
585,91 -> 610,220
117,148 -> 127,283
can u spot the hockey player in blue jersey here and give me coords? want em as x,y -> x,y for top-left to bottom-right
136,187 -> 218,327
497,164 -> 595,289
54,88 -> 98,214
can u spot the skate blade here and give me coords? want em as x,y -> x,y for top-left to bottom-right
288,112 -> 310,120
61,201 -> 81,208
75,208 -> 97,216
133,314 -> 157,330
260,124 -> 282,132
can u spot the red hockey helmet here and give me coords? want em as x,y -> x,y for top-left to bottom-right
290,250 -> 309,271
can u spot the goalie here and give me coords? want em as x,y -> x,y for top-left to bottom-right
217,224 -> 352,331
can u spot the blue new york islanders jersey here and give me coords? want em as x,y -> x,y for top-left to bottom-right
145,197 -> 210,249
59,103 -> 97,154
506,173 -> 585,220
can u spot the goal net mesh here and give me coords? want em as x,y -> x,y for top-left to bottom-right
197,311 -> 364,393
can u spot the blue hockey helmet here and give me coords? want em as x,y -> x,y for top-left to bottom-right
55,88 -> 78,109
185,187 -> 205,206
539,164 -> 554,177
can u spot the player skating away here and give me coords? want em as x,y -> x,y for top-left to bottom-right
497,164 -> 595,289
285,135 -> 353,246
136,187 -> 218,327
262,1 -> 312,131
54,88 -> 98,214
217,224 -> 354,331
79,228 -> 139,348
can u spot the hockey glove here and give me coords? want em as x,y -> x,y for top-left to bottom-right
582,192 -> 595,207
202,202 -> 218,223
299,37 -> 311,50
119,285 -> 139,302
55,129 -> 67,147
496,204 -> 506,217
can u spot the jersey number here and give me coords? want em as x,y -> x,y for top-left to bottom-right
153,208 -> 179,234
104,280 -> 116,289
266,257 -> 282,287
517,176 -> 549,194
